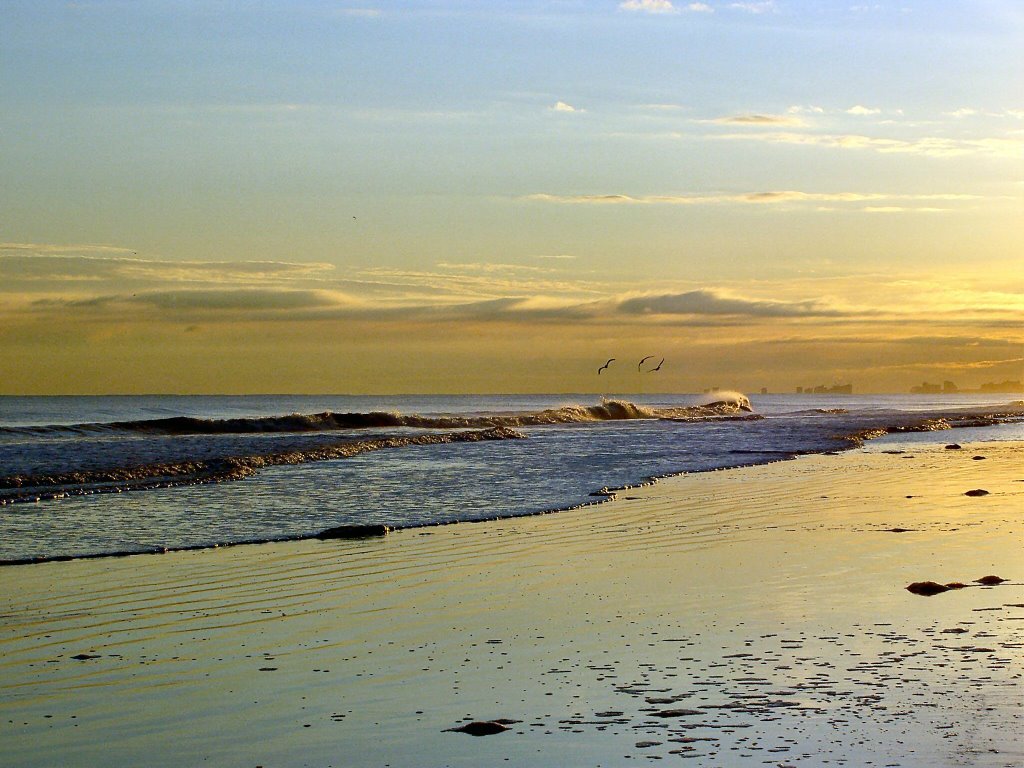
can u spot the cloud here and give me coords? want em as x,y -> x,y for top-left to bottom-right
862,206 -> 947,213
685,3 -> 714,11
0,253 -> 334,286
619,0 -> 680,13
714,131 -> 1024,158
33,289 -> 350,313
125,289 -> 342,312
846,105 -> 882,115
6,251 -> 1020,346
0,242 -> 137,255
728,1 -> 776,12
616,289 -> 848,317
636,103 -> 688,112
931,356 -> 1024,371
787,105 -> 825,115
551,101 -> 583,113
523,190 -> 981,208
711,113 -> 805,126
434,261 -> 552,274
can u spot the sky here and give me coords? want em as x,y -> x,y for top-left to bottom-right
1,0 -> 1022,394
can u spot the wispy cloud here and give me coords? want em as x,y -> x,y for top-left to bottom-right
617,289 -> 849,318
0,253 -> 333,285
434,261 -> 553,275
523,190 -> 981,207
619,0 -> 680,13
636,103 -> 688,112
862,206 -> 947,214
0,242 -> 138,256
846,105 -> 882,115
728,1 -> 776,13
787,104 -> 825,115
551,100 -> 584,113
710,113 -> 805,126
5,252 -> 1022,346
36,289 -> 349,313
714,131 -> 1024,158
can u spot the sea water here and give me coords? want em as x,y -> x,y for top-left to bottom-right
0,393 -> 1021,563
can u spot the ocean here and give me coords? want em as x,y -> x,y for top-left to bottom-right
1,392 -> 1022,564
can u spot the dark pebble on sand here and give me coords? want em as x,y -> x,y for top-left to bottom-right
447,721 -> 512,736
972,455 -> 986,460
315,524 -> 391,539
964,489 -> 989,497
975,575 -> 1006,585
945,444 -> 962,450
906,581 -> 950,596
70,654 -> 101,660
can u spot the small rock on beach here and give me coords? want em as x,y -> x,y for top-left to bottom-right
446,719 -> 518,736
315,524 -> 391,539
975,575 -> 1006,585
906,581 -> 950,596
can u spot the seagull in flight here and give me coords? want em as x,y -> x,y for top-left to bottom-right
598,358 -> 615,375
650,358 -> 665,372
638,355 -> 655,372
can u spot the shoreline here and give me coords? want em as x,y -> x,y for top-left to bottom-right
2,440 -> 1022,766
4,409 -> 1022,567
0,452 -> 795,568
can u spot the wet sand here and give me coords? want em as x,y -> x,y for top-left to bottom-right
1,442 -> 1022,767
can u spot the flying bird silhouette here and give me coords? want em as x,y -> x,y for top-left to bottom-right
638,355 -> 655,372
598,358 -> 615,375
650,358 -> 665,372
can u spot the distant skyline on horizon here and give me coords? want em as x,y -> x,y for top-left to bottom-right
2,0 -> 1021,395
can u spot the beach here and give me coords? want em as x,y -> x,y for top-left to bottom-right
1,440 -> 1022,767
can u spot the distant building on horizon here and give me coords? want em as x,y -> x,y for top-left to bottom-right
798,383 -> 853,395
910,379 -> 1022,394
978,379 -> 1024,393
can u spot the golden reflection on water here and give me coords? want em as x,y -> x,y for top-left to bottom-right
1,445 -> 1022,767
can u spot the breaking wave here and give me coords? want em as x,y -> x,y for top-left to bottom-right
1,396 -> 755,437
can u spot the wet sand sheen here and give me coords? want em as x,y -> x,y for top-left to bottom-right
1,443 -> 1022,767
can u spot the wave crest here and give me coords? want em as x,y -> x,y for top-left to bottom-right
2,397 -> 756,437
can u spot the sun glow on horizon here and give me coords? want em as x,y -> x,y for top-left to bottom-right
1,1 -> 1021,394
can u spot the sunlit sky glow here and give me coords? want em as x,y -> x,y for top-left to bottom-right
2,0 -> 1021,394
